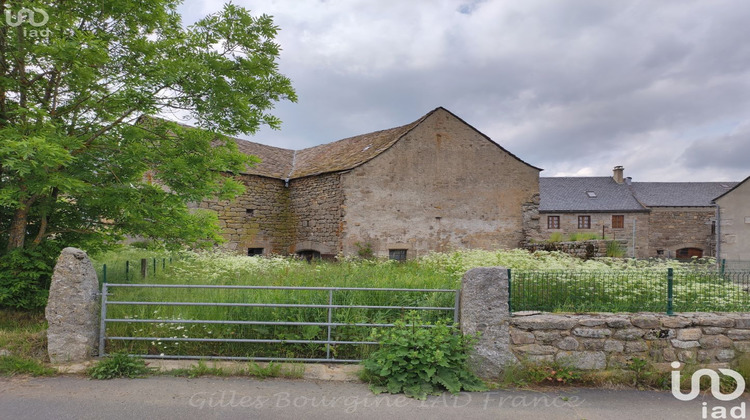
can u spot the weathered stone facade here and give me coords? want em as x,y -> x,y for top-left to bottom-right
715,177 -> 750,261
289,173 -> 345,258
538,213 -> 650,258
648,207 -> 716,258
203,108 -> 541,258
340,110 -> 540,258
510,312 -> 750,370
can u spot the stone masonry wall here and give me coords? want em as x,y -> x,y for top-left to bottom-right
289,173 -> 345,256
523,239 -> 628,259
196,174 -> 294,255
648,207 -> 716,258
509,312 -> 750,370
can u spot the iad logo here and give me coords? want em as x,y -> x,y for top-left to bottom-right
671,361 -> 746,419
4,5 -> 50,39
4,6 -> 48,27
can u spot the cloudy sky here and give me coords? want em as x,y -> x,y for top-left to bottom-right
177,0 -> 750,182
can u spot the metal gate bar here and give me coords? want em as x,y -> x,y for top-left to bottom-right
100,283 -> 459,362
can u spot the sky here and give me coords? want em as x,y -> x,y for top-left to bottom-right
176,0 -> 750,182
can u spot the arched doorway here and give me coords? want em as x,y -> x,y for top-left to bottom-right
297,250 -> 321,262
676,247 -> 703,260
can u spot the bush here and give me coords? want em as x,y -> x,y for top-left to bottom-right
361,312 -> 486,400
88,353 -> 154,379
0,242 -> 61,311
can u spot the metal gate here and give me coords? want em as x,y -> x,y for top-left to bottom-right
99,283 -> 460,363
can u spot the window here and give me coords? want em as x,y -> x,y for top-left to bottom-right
578,215 -> 591,229
547,216 -> 560,229
389,249 -> 407,261
676,248 -> 703,260
247,248 -> 264,256
586,191 -> 597,198
246,209 -> 255,217
612,215 -> 624,229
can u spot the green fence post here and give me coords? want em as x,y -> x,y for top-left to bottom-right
103,264 -> 107,284
163,258 -> 166,270
153,257 -> 156,276
721,259 -> 726,277
125,260 -> 129,282
507,268 -> 512,315
667,268 -> 674,316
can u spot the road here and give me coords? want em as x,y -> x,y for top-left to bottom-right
1,376 -> 747,420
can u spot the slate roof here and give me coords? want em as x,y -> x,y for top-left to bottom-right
232,107 -> 540,180
631,182 -> 737,207
712,176 -> 750,203
539,177 -> 646,212
540,177 -> 738,212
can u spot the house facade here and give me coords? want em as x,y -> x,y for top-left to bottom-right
197,107 -> 541,259
714,176 -> 750,262
537,167 -> 737,259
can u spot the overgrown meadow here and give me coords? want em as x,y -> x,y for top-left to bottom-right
94,248 -> 749,360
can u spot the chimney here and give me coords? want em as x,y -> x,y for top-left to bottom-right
613,166 -> 624,184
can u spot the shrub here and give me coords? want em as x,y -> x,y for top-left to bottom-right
361,312 -> 486,400
88,353 -> 154,379
547,233 -> 564,243
0,242 -> 61,311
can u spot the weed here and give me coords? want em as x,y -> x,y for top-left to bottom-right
88,353 -> 155,379
361,312 -> 486,400
0,355 -> 56,377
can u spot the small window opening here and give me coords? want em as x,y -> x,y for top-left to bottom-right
389,249 -> 407,261
248,248 -> 264,256
246,209 -> 255,217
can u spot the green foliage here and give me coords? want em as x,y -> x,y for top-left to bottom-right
606,241 -> 626,258
516,359 -> 582,386
0,355 -> 56,377
567,233 -> 602,242
547,232 -> 564,243
354,242 -> 375,259
87,353 -> 155,379
0,0 -> 296,305
361,312 -> 486,400
0,241 -> 60,310
626,357 -> 666,389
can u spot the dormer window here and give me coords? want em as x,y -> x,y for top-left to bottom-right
586,191 -> 597,198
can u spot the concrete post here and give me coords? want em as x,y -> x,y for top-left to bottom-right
460,267 -> 517,379
45,247 -> 100,363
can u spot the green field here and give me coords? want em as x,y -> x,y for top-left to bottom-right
94,248 -> 748,360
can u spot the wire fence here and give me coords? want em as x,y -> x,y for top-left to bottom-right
95,256 -> 180,285
509,268 -> 750,314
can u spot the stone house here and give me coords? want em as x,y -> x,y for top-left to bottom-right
197,107 -> 541,259
538,166 -> 737,258
714,176 -> 750,262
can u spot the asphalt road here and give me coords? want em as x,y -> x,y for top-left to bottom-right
1,376 -> 747,420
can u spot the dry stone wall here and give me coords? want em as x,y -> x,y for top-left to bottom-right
523,239 -> 628,259
509,312 -> 750,370
289,173 -> 345,256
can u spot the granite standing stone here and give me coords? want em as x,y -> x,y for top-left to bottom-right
460,267 -> 517,379
45,248 -> 100,363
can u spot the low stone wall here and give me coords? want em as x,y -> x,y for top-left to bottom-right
509,312 -> 750,370
459,267 -> 750,379
523,239 -> 627,259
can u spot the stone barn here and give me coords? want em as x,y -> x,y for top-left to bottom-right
197,107 -> 542,259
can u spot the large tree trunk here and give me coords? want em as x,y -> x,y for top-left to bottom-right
7,206 -> 30,251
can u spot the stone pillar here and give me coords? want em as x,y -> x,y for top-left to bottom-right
45,247 -> 100,363
460,267 -> 517,379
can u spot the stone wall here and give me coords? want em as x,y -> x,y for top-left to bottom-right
509,312 -> 750,370
716,180 -> 750,261
196,174 -> 293,255
648,207 -> 716,258
289,173 -> 345,256
523,239 -> 628,259
340,108 -> 540,258
460,267 -> 750,379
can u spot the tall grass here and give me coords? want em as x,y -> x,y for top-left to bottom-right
97,248 -> 738,360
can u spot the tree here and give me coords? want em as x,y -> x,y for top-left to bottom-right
0,0 -> 296,309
